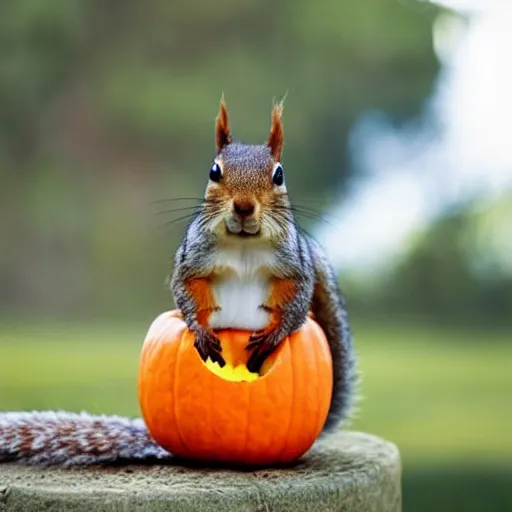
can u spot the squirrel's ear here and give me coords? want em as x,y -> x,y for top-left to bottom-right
215,96 -> 232,153
267,101 -> 284,161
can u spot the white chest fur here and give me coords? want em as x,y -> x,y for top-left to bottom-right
209,244 -> 275,331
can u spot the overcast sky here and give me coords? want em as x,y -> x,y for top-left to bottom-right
316,0 -> 512,274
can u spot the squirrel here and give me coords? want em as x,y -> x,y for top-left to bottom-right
0,98 -> 356,467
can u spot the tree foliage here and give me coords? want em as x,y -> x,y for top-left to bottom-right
1,0 -> 439,318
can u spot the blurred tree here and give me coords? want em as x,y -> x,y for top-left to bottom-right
0,0 -> 439,319
377,194 -> 512,324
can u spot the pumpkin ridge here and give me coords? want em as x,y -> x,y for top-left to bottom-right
171,328 -> 189,456
312,321 -> 325,434
295,334 -> 307,449
241,369 -> 251,457
207,345 -> 214,457
308,322 -> 321,436
236,329 -> 253,460
276,336 -> 294,461
310,319 -> 333,433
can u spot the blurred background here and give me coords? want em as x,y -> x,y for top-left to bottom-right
1,0 -> 511,509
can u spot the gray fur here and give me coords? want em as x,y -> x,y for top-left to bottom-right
171,218 -> 218,330
306,236 -> 357,431
171,139 -> 356,430
171,193 -> 356,431
220,142 -> 274,174
0,411 -> 170,467
0,136 -> 356,468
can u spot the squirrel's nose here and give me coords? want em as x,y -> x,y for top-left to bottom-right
233,200 -> 255,218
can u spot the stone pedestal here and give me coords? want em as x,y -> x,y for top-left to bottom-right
0,431 -> 401,511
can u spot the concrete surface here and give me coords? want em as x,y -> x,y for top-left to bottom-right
0,431 -> 401,511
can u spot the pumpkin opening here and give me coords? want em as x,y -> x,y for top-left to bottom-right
203,358 -> 259,382
198,331 -> 278,382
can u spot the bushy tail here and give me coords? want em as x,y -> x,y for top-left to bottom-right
306,235 -> 358,433
0,411 -> 171,467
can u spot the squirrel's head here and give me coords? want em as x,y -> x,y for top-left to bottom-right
203,97 -> 291,241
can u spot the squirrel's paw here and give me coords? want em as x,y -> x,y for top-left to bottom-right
246,329 -> 283,373
194,328 -> 225,367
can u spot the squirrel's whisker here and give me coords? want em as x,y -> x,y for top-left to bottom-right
159,213 -> 200,228
290,198 -> 333,205
275,203 -> 341,221
152,197 -> 204,204
154,206 -> 203,216
270,204 -> 341,231
287,210 -> 340,232
292,207 -> 342,223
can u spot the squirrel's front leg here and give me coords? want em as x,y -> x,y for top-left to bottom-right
246,278 -> 310,373
180,277 -> 225,367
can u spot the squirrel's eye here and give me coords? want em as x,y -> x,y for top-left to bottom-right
272,164 -> 284,186
209,162 -> 222,182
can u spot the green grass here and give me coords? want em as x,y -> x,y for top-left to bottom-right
0,319 -> 510,467
0,321 -> 145,416
1,319 -> 511,510
349,321 -> 512,467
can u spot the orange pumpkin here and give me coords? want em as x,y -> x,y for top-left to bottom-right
138,310 -> 333,466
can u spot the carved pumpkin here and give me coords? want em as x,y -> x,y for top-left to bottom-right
138,310 -> 333,466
